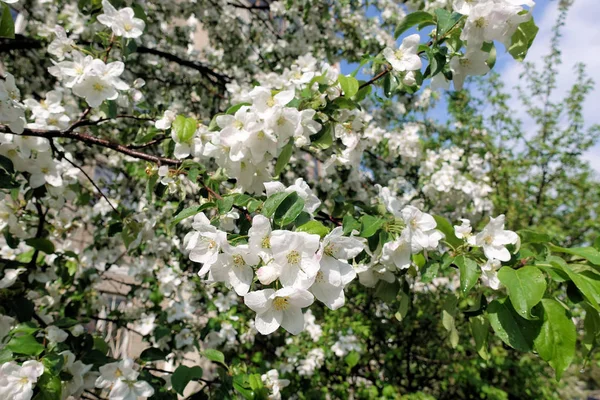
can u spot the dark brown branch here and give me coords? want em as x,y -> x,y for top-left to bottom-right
0,125 -> 181,166
136,46 -> 229,84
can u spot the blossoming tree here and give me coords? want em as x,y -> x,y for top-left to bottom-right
0,0 -> 599,399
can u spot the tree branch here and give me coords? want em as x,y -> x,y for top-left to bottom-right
1,125 -> 182,166
136,46 -> 229,84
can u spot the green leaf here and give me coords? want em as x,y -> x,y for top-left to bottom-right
0,4 -> 15,39
172,115 -> 197,143
262,192 -> 291,218
0,348 -> 12,364
454,255 -> 480,295
518,229 -> 551,244
433,216 -> 462,249
0,154 -> 14,173
481,41 -> 497,69
7,334 -> 45,356
274,140 -> 294,176
338,74 -> 359,98
204,348 -> 225,365
171,365 -> 203,395
497,266 -> 546,319
553,261 -> 600,311
359,215 -> 385,238
42,353 -> 66,375
170,203 -> 215,228
583,304 -> 600,355
342,214 -> 361,236
25,238 -> 55,254
35,372 -> 62,400
274,192 -> 305,226
394,290 -> 410,322
434,9 -> 463,39
217,196 -> 235,214
296,220 -> 330,238
375,279 -> 400,303
533,299 -> 576,380
345,351 -> 360,368
131,3 -> 148,24
226,103 -> 251,115
550,244 -> 600,266
470,315 -> 490,360
139,347 -> 167,362
310,122 -> 333,150
395,11 -> 434,39
420,261 -> 440,283
508,17 -> 539,61
442,295 -> 459,348
487,297 -> 541,352
10,322 -> 40,335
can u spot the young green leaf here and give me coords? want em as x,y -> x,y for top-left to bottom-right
338,74 -> 359,98
487,297 -> 541,352
470,315 -> 490,360
204,348 -> 225,365
359,215 -> 385,238
171,365 -> 203,395
508,17 -> 539,61
497,266 -> 546,320
533,298 -> 576,380
25,238 -> 55,254
274,139 -> 294,176
454,255 -> 480,294
0,4 -> 15,39
296,220 -> 330,238
274,192 -> 305,226
395,11 -> 434,39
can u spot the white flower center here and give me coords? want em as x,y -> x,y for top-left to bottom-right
273,297 -> 289,311
286,250 -> 301,265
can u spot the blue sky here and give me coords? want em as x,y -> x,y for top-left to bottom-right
340,1 -> 600,171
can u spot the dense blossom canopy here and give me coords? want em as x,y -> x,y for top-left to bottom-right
0,0 -> 599,399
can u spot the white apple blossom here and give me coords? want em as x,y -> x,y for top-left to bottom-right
258,230 -> 320,289
454,218 -> 472,239
248,214 -> 273,262
97,0 -> 146,39
47,26 -> 76,60
310,227 -> 363,310
184,212 -> 227,276
0,361 -> 44,400
468,214 -> 519,261
383,34 -> 422,72
45,325 -> 68,343
211,243 -> 259,296
480,258 -> 502,289
71,60 -> 130,108
244,287 -> 314,335
155,110 -> 176,130
450,50 -> 491,91
0,267 -> 25,288
401,205 -> 443,252
261,369 -> 290,400
95,358 -> 137,389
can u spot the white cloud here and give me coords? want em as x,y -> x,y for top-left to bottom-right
498,0 -> 600,172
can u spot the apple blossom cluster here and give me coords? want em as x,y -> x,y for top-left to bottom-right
45,0 -> 142,110
0,74 -> 25,134
0,361 -> 44,400
183,183 -> 365,335
451,0 -> 535,89
95,358 -> 154,400
0,111 -> 79,192
155,84 -> 324,193
453,214 -> 519,289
